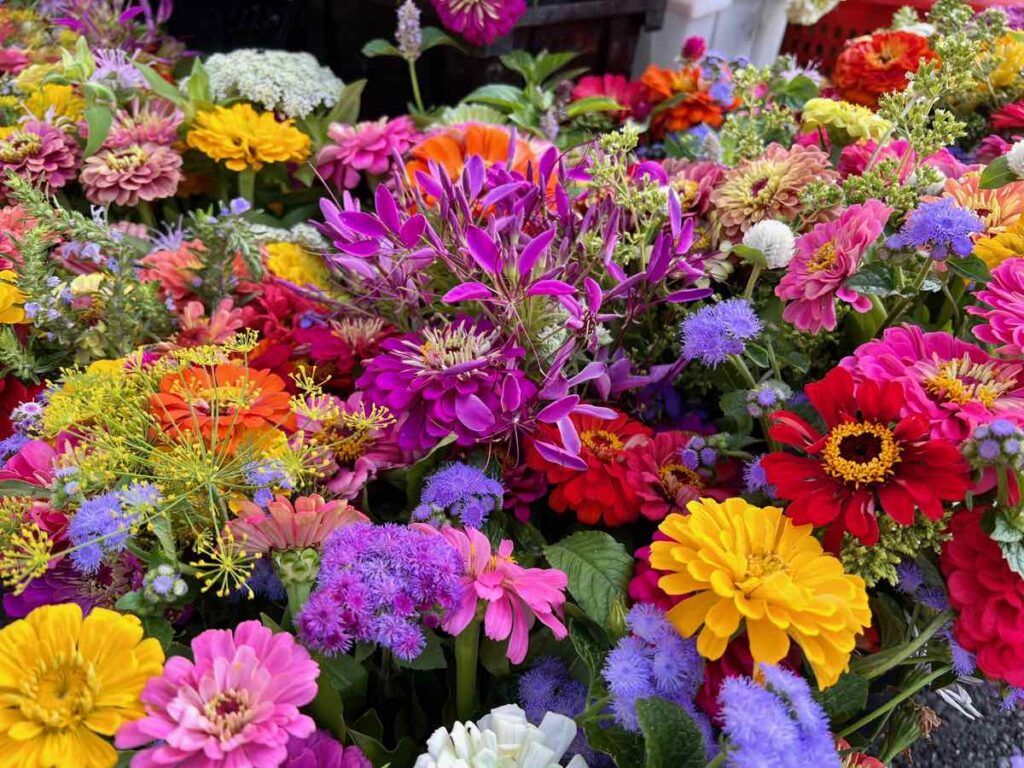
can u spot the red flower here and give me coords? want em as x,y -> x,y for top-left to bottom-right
941,508 -> 1024,686
833,31 -> 938,108
0,375 -> 40,439
526,411 -> 650,526
761,367 -> 970,546
628,536 -> 679,611
992,100 -> 1024,132
570,74 -> 649,123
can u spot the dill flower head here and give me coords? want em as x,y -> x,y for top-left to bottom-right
800,97 -> 891,145
650,497 -> 872,689
0,603 -> 165,768
186,104 -> 311,172
264,241 -> 331,291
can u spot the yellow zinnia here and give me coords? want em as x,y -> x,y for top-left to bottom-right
801,98 -> 891,144
186,103 -> 311,172
0,603 -> 165,768
0,270 -> 27,324
23,83 -> 85,122
650,497 -> 871,689
974,217 -> 1024,270
990,33 -> 1024,89
264,241 -> 331,291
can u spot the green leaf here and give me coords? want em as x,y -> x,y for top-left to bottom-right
114,590 -> 148,615
635,696 -> 707,768
136,62 -> 185,105
719,390 -> 754,435
565,96 -> 621,119
438,103 -> 508,126
787,350 -> 810,373
584,721 -> 644,768
813,672 -> 869,725
463,83 -> 525,111
532,51 -> 579,86
776,74 -> 820,109
396,629 -> 447,670
870,592 -> 907,649
326,79 -> 366,126
499,50 -> 536,80
567,616 -> 610,681
480,636 -> 511,677
115,751 -> 137,768
399,432 -> 457,504
421,26 -> 463,53
187,57 -> 210,102
349,712 -> 420,768
745,343 -> 770,369
83,105 -> 113,157
544,531 -> 633,626
0,479 -> 50,498
844,262 -> 897,296
141,616 -> 175,653
946,255 -> 991,284
730,243 -> 767,267
999,539 -> 1024,578
361,39 -> 402,58
980,155 -> 1017,190
318,651 -> 369,711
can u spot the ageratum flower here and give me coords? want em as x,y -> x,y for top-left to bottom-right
680,298 -> 762,367
429,0 -> 526,45
412,462 -> 504,528
0,120 -> 79,192
79,142 -> 182,207
887,198 -> 984,260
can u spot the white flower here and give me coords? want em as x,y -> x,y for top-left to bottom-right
742,220 -> 796,269
204,49 -> 344,118
1007,140 -> 1024,180
414,704 -> 589,768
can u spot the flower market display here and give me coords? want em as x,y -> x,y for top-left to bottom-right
5,0 -> 1024,766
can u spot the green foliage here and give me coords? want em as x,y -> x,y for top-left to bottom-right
544,531 -> 633,627
635,697 -> 708,768
813,672 -> 870,726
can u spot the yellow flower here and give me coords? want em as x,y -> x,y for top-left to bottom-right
264,241 -> 331,291
0,270 -> 27,324
974,217 -> 1024,269
23,83 -> 85,122
801,98 -> 891,144
0,603 -> 165,768
991,33 -> 1024,89
650,497 -> 871,689
186,104 -> 311,172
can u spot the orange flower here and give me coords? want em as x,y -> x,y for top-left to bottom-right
833,31 -> 938,108
641,64 -> 728,139
405,123 -> 537,184
150,363 -> 293,448
940,172 -> 1024,238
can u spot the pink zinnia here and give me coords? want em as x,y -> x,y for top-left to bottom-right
571,74 -> 649,122
622,431 -> 729,521
993,100 -> 1024,131
439,525 -> 568,663
837,139 -> 915,181
115,620 -> 320,768
841,324 -> 1024,441
316,116 -> 418,189
105,99 -> 184,148
80,142 -> 182,206
429,0 -> 526,45
228,494 -> 368,552
0,120 -> 79,192
969,257 -> 1024,356
976,134 -> 1014,164
775,199 -> 892,333
283,731 -> 371,768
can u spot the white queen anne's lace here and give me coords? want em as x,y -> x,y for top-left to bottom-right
204,49 -> 344,118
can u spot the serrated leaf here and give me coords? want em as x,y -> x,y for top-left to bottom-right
813,672 -> 869,725
83,105 -> 113,157
635,697 -> 707,768
946,255 -> 991,284
396,628 -> 447,670
362,39 -> 402,58
544,531 -> 632,626
136,62 -> 185,105
325,79 -> 366,125
463,83 -> 525,111
584,720 -> 643,768
980,155 -> 1017,190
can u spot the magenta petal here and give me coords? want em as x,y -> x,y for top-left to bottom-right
584,278 -> 602,313
665,287 -> 714,303
501,375 -> 522,411
537,395 -> 579,423
557,417 -> 582,456
533,440 -> 588,470
566,362 -> 606,387
465,226 -> 501,274
442,282 -> 495,303
374,185 -> 401,232
337,211 -> 389,239
517,228 -> 556,277
573,403 -> 617,419
526,279 -> 577,297
455,394 -> 496,433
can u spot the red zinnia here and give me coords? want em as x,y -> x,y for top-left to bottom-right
941,508 -> 1024,687
833,31 -> 938,109
761,367 -> 970,546
526,411 -> 650,526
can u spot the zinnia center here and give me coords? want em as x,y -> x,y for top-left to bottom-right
22,652 -> 99,728
807,240 -> 837,272
580,429 -> 624,457
822,421 -> 902,486
205,688 -> 254,738
0,131 -> 40,162
659,463 -> 704,495
745,549 -> 789,579
923,357 -> 1014,407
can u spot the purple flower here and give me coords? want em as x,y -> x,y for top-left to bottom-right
943,627 -> 977,677
887,198 -> 985,260
680,299 -> 762,367
895,560 -> 924,594
297,523 -> 463,661
67,491 -> 143,573
412,462 -> 504,528
283,731 -> 371,768
396,0 -> 422,61
90,47 -> 145,90
429,0 -> 526,45
719,665 -> 840,768
743,456 -> 774,496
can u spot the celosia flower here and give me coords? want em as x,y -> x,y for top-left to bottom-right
526,410 -> 651,527
762,366 -> 970,545
641,64 -> 727,139
801,97 -> 891,144
842,325 -> 1024,442
405,123 -> 538,185
116,620 -> 319,767
941,509 -> 1024,686
940,172 -> 1024,237
680,298 -> 762,367
205,49 -> 344,118
429,0 -> 526,45
228,494 -> 368,553
0,120 -> 79,191
719,665 -> 841,767
79,142 -> 182,206
264,241 -> 332,291
316,116 -> 418,189
833,30 -> 937,108
969,257 -> 1024,355
571,74 -> 649,123
0,603 -> 164,768
710,143 -> 837,239
775,200 -> 892,334
650,497 -> 871,688
440,525 -> 567,663
298,523 -> 463,660
887,198 -> 984,259
0,269 -> 26,324
413,462 -> 504,528
284,731 -> 372,768
186,103 -> 311,171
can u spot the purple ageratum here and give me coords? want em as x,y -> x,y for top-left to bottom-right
67,489 -> 146,573
680,298 -> 762,367
412,462 -> 504,528
297,523 -> 463,661
719,664 -> 840,768
886,198 -> 985,260
357,317 -> 536,453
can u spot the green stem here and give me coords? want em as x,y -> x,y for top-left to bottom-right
879,259 -> 933,331
743,265 -> 763,300
853,609 -> 953,680
454,618 -> 481,722
837,665 -> 951,739
408,60 -> 425,114
935,272 -> 966,329
136,200 -> 157,230
237,168 -> 256,206
707,751 -> 727,768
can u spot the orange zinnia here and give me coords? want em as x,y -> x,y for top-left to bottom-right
641,64 -> 727,140
833,31 -> 938,109
150,363 -> 293,448
405,123 -> 537,184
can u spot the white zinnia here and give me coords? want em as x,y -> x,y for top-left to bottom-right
1007,140 -> 1024,180
742,220 -> 797,269
414,704 -> 589,768
204,49 -> 344,118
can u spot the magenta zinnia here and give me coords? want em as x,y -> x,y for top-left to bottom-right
316,115 -> 418,189
968,257 -> 1024,357
0,120 -> 79,192
429,0 -> 526,45
80,142 -> 182,206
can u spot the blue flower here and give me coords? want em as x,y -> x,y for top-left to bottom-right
680,299 -> 762,367
886,198 -> 984,260
411,462 -> 504,529
67,491 -> 142,573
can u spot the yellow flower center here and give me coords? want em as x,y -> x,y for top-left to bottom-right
205,689 -> 254,740
745,549 -> 789,579
923,357 -> 1014,407
0,131 -> 40,162
807,240 -> 837,272
658,463 -> 704,495
105,145 -> 149,172
822,421 -> 902,487
580,429 -> 624,458
19,652 -> 99,729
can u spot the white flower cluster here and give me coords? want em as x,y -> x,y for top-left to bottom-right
204,49 -> 344,119
414,705 -> 589,768
249,221 -> 328,250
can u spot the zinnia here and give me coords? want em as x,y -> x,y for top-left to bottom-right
973,216 -> 1024,270
761,366 -> 970,546
571,74 -> 648,123
186,103 -> 311,171
833,30 -> 937,108
79,142 -> 182,207
115,620 -> 320,767
0,120 -> 79,192
650,497 -> 871,689
316,115 -> 417,189
0,603 -> 165,768
228,494 -> 368,553
940,172 -> 1024,238
775,200 -> 892,334
641,64 -> 727,139
969,257 -> 1024,356
440,525 -> 568,663
0,269 -> 26,324
429,0 -> 526,45
405,123 -> 537,185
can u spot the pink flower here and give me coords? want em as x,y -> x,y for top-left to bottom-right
838,139 -> 915,181
316,116 -> 418,189
169,298 -> 246,347
841,324 -> 1024,441
775,200 -> 892,333
79,142 -> 182,206
0,48 -> 28,73
439,525 -> 568,663
571,74 -> 649,122
0,120 -> 79,192
105,99 -> 184,148
228,494 -> 368,552
976,134 -> 1014,164
993,100 -> 1024,131
429,0 -> 526,45
115,620 -> 320,768
0,204 -> 38,267
0,439 -> 60,486
682,35 -> 707,61
283,731 -> 371,768
969,257 -> 1024,356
